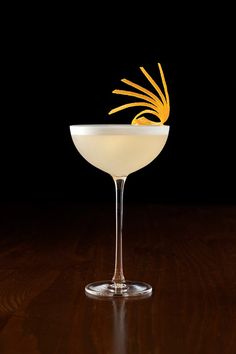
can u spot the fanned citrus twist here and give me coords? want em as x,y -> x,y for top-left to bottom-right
108,63 -> 170,125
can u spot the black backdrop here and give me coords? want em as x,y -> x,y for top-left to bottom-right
2,4 -> 235,206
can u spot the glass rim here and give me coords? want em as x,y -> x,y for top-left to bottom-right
69,124 -> 170,135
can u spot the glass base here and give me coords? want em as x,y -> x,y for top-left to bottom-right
85,280 -> 152,298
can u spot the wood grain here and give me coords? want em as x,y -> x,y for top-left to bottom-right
0,203 -> 236,353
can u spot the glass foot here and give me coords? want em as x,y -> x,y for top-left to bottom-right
85,280 -> 152,298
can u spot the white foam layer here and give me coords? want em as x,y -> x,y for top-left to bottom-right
70,124 -> 170,136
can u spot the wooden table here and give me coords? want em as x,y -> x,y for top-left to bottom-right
0,203 -> 236,353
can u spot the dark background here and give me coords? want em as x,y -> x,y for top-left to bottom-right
2,4 -> 235,207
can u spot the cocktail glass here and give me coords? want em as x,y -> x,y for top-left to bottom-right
69,124 -> 169,297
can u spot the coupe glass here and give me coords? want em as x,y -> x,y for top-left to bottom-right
69,124 -> 169,297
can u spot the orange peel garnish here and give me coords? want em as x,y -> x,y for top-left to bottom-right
131,116 -> 162,125
108,63 -> 170,125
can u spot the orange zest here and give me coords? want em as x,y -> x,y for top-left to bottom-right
108,63 -> 170,125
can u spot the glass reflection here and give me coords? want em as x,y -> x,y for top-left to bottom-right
86,292 -> 152,354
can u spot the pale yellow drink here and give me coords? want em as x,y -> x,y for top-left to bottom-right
70,125 -> 169,177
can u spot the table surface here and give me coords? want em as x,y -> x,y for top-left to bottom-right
0,203 -> 236,354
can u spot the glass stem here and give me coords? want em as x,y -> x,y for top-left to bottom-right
112,177 -> 127,286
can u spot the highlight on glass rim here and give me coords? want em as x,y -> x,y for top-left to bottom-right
108,62 -> 170,126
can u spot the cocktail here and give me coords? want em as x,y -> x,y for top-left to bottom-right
69,63 -> 170,297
